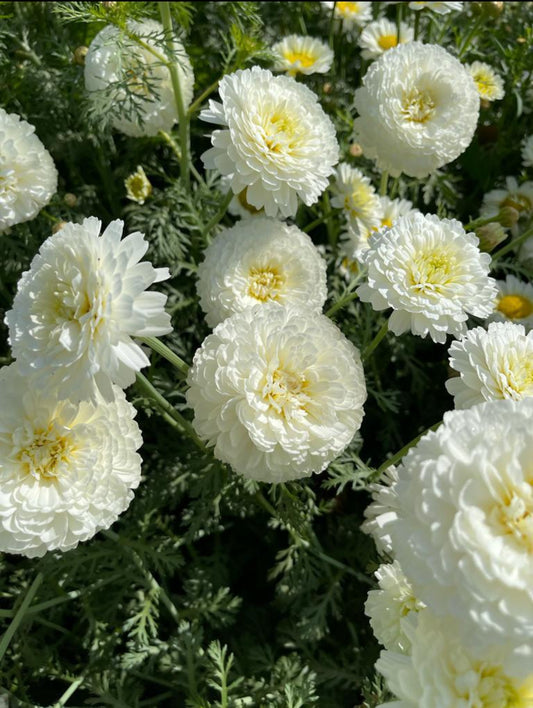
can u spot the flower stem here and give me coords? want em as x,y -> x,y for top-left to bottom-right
139,336 -> 190,377
326,287 -> 360,318
202,190 -> 233,237
363,318 -> 389,362
187,78 -> 221,117
458,14 -> 483,58
377,421 -> 441,475
379,171 -> 389,197
0,572 -> 43,664
491,224 -> 533,262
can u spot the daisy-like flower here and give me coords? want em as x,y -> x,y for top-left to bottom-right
480,177 -> 533,222
356,212 -> 497,343
0,364 -> 142,558
271,35 -> 333,76
125,165 -> 152,205
322,2 -> 373,30
489,274 -> 533,330
407,1 -> 463,12
330,163 -> 383,236
200,66 -> 339,219
196,218 -> 328,328
377,612 -> 533,707
6,217 -> 172,403
0,108 -> 57,231
522,135 -> 533,168
467,61 -> 505,101
186,303 -> 367,483
446,322 -> 533,408
358,19 -> 414,60
365,398 -> 533,674
84,19 -> 194,138
353,42 -> 480,178
365,561 -> 426,654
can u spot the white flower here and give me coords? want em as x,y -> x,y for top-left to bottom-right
271,35 -> 333,76
468,61 -> 505,101
0,108 -> 57,231
125,165 -> 152,205
488,274 -> 533,331
446,322 -> 533,408
322,2 -> 373,30
353,42 -> 480,178
330,163 -> 383,238
0,364 -> 142,558
84,19 -> 194,137
366,398 -> 533,674
356,213 -> 497,344
407,1 -> 463,12
377,612 -> 533,707
200,66 -> 339,219
358,19 -> 414,60
196,217 -> 328,328
362,465 -> 401,556
480,177 -> 533,221
365,561 -> 426,654
522,135 -> 533,168
6,217 -> 172,403
186,303 -> 367,483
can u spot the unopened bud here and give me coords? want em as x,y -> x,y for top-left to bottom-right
63,193 -> 78,208
73,46 -> 88,65
52,221 -> 68,234
498,206 -> 520,228
475,222 -> 507,252
323,82 -> 332,95
349,143 -> 363,158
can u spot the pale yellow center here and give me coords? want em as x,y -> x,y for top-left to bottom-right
497,294 -> 533,320
264,110 -> 298,153
462,665 -> 533,707
409,248 -> 457,293
343,183 -> 375,219
263,368 -> 310,417
501,194 -> 533,213
497,492 -> 533,552
337,1 -> 359,16
378,33 -> 399,50
17,423 -> 75,481
283,48 -> 316,69
472,70 -> 497,99
247,266 -> 284,302
402,87 -> 436,123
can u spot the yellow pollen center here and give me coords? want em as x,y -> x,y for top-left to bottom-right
402,87 -> 436,123
381,217 -> 393,229
378,34 -> 399,50
466,664 -> 527,708
497,294 -> 533,320
410,249 -> 457,294
343,184 -> 374,219
17,424 -> 75,481
264,110 -> 298,153
337,1 -> 359,15
263,368 -> 310,417
247,266 -> 284,302
283,49 -> 316,69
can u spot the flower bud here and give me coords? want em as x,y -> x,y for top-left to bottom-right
475,222 -> 507,252
498,206 -> 520,228
73,46 -> 88,65
63,193 -> 78,208
52,221 -> 68,234
349,143 -> 363,158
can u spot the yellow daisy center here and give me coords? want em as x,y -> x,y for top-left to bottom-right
343,183 -> 375,219
17,423 -> 76,482
402,87 -> 436,123
497,491 -> 533,552
472,70 -> 498,99
378,33 -> 399,50
248,266 -> 285,302
409,248 -> 457,293
262,368 -> 310,417
283,48 -> 317,69
465,665 -> 530,708
337,1 -> 359,16
264,109 -> 299,153
497,294 -> 533,320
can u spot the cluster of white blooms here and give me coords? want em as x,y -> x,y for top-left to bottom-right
354,42 -> 480,178
84,19 -> 194,137
0,108 -> 57,231
489,274 -> 533,330
200,66 -> 339,218
358,19 -> 414,60
271,35 -> 333,76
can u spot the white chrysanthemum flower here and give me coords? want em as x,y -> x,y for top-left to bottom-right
480,177 -> 533,221
196,218 -> 328,328
488,275 -> 533,331
330,163 -> 383,236
446,322 -> 533,408
366,398 -> 533,674
522,135 -> 533,168
271,35 -> 333,76
322,1 -> 373,30
408,1 -> 463,12
186,303 -> 367,483
0,364 -> 142,558
358,19 -> 414,60
84,19 -> 194,137
6,217 -> 172,403
356,213 -> 497,343
0,109 -> 57,231
365,561 -> 426,654
467,61 -> 505,101
377,612 -> 533,708
200,66 -> 339,219
353,42 -> 480,178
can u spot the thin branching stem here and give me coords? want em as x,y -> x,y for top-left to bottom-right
0,572 -> 43,664
139,336 -> 190,377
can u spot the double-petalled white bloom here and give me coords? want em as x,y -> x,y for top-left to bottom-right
330,163 -> 383,237
0,108 -> 57,231
358,19 -> 414,60
322,1 -> 373,30
366,398 -> 533,675
489,274 -> 533,330
353,42 -> 480,178
467,61 -> 505,101
84,19 -> 194,137
356,213 -> 497,343
0,364 -> 142,558
446,322 -> 533,408
196,218 -> 328,328
200,66 -> 339,219
6,217 -> 172,403
271,35 -> 333,76
186,303 -> 367,483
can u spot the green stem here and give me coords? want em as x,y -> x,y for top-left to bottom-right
413,10 -> 421,40
158,1 -> 190,190
202,191 -> 233,237
187,78 -> 221,117
377,421 -> 441,475
139,336 -> 190,377
379,171 -> 389,197
326,288 -> 360,318
491,224 -> 533,262
52,674 -> 86,708
464,211 -> 509,231
362,318 -> 389,362
328,2 -> 337,49
458,14 -> 483,58
303,213 -> 329,234
0,572 -> 43,664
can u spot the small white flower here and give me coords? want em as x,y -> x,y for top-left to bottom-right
353,42 -> 480,178
366,398 -> 533,674
196,217 -> 328,328
358,19 -> 414,60
467,61 -> 505,101
186,303 -> 367,483
200,66 -> 339,219
271,35 -> 333,76
84,19 -> 194,137
6,217 -> 172,403
0,108 -> 57,231
522,135 -> 533,168
480,177 -> 533,221
407,1 -> 463,12
125,165 -> 152,205
0,364 -> 142,558
446,322 -> 533,408
330,163 -> 383,238
488,274 -> 533,330
356,213 -> 497,343
322,1 -> 373,30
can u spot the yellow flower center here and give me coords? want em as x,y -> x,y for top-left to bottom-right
16,423 -> 75,482
402,87 -> 436,123
497,492 -> 533,552
409,248 -> 457,294
343,183 -> 375,219
472,70 -> 498,99
381,217 -> 393,229
501,194 -> 533,213
378,33 -> 399,50
125,167 -> 152,204
497,294 -> 533,320
283,48 -> 316,69
465,665 -> 527,708
247,266 -> 285,302
336,1 -> 359,16
262,368 -> 310,417
264,110 -> 299,153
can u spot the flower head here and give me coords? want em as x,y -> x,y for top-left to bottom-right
467,61 -> 505,101
196,218 -> 328,328
330,163 -> 383,237
353,42 -> 479,178
358,19 -> 414,60
186,303 -> 367,483
322,2 -> 373,30
489,275 -> 533,331
125,165 -> 152,205
6,217 -> 172,403
480,177 -> 533,223
84,19 -> 194,137
200,66 -> 339,218
356,213 -> 497,343
271,35 -> 333,76
0,108 -> 57,231
0,364 -> 142,558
